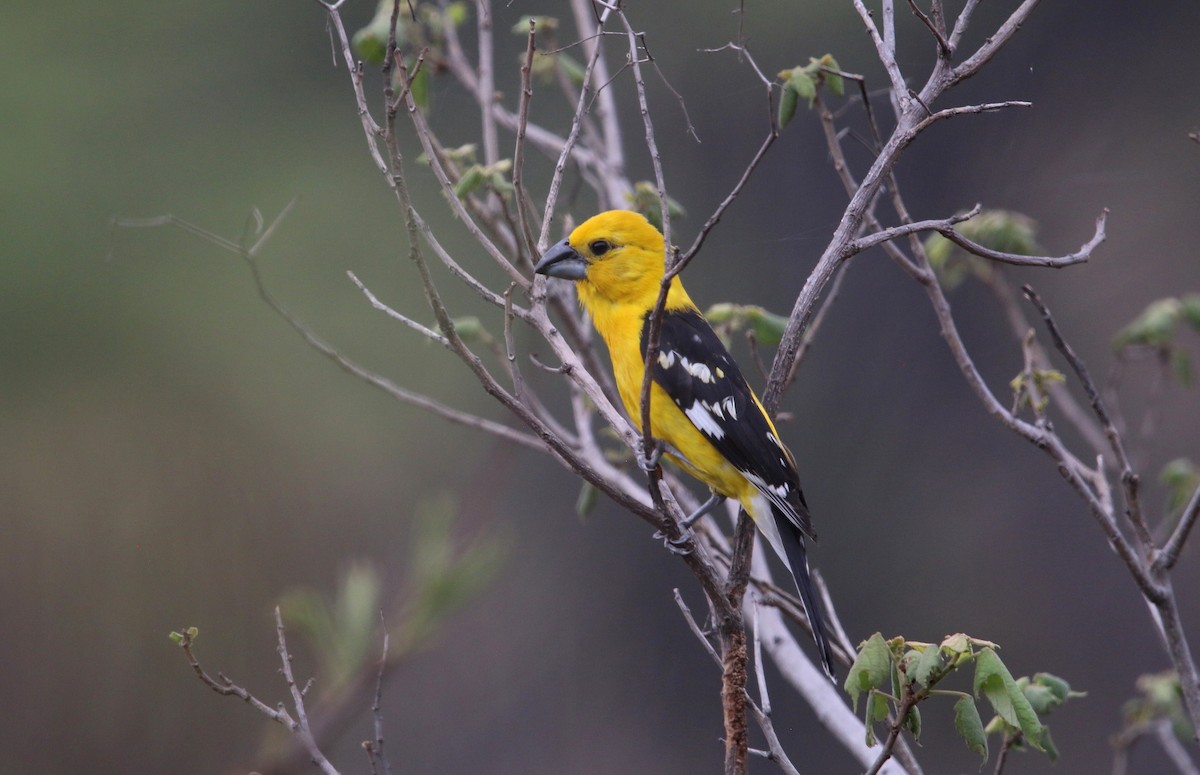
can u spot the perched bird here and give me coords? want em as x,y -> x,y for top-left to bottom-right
535,210 -> 835,679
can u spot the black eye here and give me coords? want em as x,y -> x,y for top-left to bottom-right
589,239 -> 611,256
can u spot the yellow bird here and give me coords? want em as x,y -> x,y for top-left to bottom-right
535,210 -> 835,678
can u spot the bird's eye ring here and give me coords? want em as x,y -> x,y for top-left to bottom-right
589,239 -> 611,256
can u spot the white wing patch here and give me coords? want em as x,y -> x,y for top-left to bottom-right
678,356 -> 715,384
684,401 -> 725,439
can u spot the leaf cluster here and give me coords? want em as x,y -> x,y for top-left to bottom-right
1112,294 -> 1200,386
777,55 -> 845,129
705,303 -> 789,348
626,181 -> 687,231
924,209 -> 1039,289
278,495 -> 507,694
1121,670 -> 1196,743
352,1 -> 470,111
844,633 -> 1080,764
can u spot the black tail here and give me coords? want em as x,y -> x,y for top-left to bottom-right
772,509 -> 837,681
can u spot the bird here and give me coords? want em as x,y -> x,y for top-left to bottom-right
534,209 -> 836,679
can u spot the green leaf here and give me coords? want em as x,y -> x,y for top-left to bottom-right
925,210 -> 1038,289
280,562 -> 382,690
778,82 -> 799,129
626,182 -> 686,230
408,64 -> 430,112
911,642 -> 943,687
819,54 -> 845,96
1181,294 -> 1200,330
941,632 -> 972,657
747,306 -> 788,346
903,704 -> 922,741
352,0 -> 398,65
444,1 -> 469,28
169,628 -> 197,644
1021,681 -> 1059,715
862,691 -> 890,747
575,482 -> 598,519
1037,726 -> 1060,762
1032,672 -> 1073,704
1171,348 -> 1193,387
844,632 -> 891,712
701,304 -> 788,347
954,695 -> 989,763
449,315 -> 482,341
557,53 -> 586,86
1160,459 -> 1200,515
974,648 -> 1046,750
869,691 -> 891,723
453,165 -> 487,199
1113,298 -> 1184,351
788,69 -> 817,105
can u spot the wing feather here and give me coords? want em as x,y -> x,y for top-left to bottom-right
642,308 -> 815,539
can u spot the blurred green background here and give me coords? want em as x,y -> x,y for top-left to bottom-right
3,2 -> 1199,773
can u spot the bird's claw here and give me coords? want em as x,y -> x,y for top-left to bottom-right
652,525 -> 695,555
638,439 -> 664,473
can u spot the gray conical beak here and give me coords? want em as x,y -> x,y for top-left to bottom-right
534,238 -> 588,280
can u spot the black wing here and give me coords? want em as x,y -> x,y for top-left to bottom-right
641,307 -> 814,539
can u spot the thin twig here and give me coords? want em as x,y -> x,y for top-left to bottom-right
864,687 -> 919,775
852,0 -> 909,113
1023,282 -> 1152,549
177,629 -> 297,727
950,0 -> 1042,84
1158,482 -> 1200,572
274,607 -> 342,775
911,100 -> 1033,133
538,4 -> 619,242
369,622 -> 395,775
937,208 -> 1106,268
849,208 -> 981,255
906,0 -> 952,57
511,20 -> 540,261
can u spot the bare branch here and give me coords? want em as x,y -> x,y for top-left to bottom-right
976,269 -> 1111,457
538,6 -> 621,242
848,208 -> 980,255
319,3 -> 388,176
911,100 -> 1033,133
1023,282 -> 1153,549
951,0 -> 1042,84
677,127 -> 778,269
569,0 -> 627,209
511,20 -> 540,261
947,0 -> 984,51
1158,482 -> 1200,572
907,0 -> 952,57
348,271 -> 449,348
368,624 -> 395,775
475,0 -> 498,166
275,607 -> 342,775
852,0 -> 909,112
941,209 -> 1106,268
177,628 -> 298,729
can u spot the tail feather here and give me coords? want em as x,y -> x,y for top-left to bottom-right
771,508 -> 836,681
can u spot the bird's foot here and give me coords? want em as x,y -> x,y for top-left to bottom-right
652,525 -> 695,555
637,438 -> 663,473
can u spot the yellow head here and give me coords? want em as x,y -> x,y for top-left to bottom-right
534,210 -> 681,309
